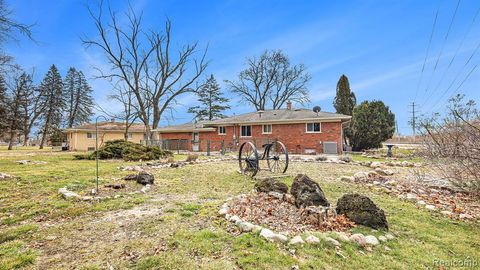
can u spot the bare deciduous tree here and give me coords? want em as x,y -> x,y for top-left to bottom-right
226,50 -> 310,111
83,2 -> 208,139
419,94 -> 480,191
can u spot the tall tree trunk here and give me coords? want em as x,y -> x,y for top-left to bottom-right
39,122 -> 48,149
22,130 -> 29,146
7,131 -> 15,150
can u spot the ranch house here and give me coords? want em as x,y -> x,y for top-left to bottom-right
153,104 -> 351,155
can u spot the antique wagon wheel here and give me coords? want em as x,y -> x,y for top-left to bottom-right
238,141 -> 259,177
266,141 -> 289,173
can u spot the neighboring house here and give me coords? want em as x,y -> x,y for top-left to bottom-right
153,104 -> 351,154
64,121 -> 147,151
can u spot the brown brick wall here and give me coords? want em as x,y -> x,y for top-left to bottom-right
159,122 -> 343,154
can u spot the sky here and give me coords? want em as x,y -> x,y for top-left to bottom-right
5,0 -> 480,135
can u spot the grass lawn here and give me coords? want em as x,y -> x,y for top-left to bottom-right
0,149 -> 478,269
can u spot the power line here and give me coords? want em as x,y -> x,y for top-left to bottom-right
420,5 -> 480,109
421,0 -> 461,102
408,102 -> 419,136
414,6 -> 440,102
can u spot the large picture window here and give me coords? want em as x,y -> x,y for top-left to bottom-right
241,126 -> 252,137
87,132 -> 96,139
306,123 -> 321,133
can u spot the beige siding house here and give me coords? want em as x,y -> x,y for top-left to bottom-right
64,121 -> 147,151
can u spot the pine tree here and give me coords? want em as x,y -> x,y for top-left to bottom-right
333,74 -> 356,146
64,68 -> 94,128
188,75 -> 230,121
0,74 -> 8,134
38,65 -> 64,149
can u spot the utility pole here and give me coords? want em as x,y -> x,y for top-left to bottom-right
408,102 -> 418,141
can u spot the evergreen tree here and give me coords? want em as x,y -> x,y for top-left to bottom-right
6,72 -> 29,150
188,75 -> 230,121
38,65 -> 64,149
64,67 -> 94,128
350,100 -> 395,151
0,74 -> 8,134
333,74 -> 356,146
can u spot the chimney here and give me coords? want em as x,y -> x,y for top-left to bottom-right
286,100 -> 292,110
111,118 -> 115,123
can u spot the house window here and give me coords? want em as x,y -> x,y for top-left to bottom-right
306,123 -> 321,133
262,124 -> 272,134
127,133 -> 133,139
87,132 -> 96,139
87,147 -> 95,151
218,126 -> 226,135
240,126 -> 252,137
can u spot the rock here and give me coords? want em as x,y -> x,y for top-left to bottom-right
253,225 -> 263,232
354,171 -> 368,181
378,235 -> 387,242
375,168 -> 394,176
260,229 -> 288,243
336,193 -> 388,230
325,237 -> 341,247
228,215 -> 241,223
284,194 -> 295,204
218,207 -> 228,215
416,200 -> 426,206
17,160 -> 30,165
58,187 -> 80,199
350,233 -> 366,246
268,191 -> 285,200
385,233 -> 395,240
441,210 -> 453,216
104,183 -> 125,189
425,204 -> 436,211
254,178 -> 288,194
459,213 -> 473,219
140,184 -> 151,193
384,246 -> 392,251
370,162 -> 382,168
305,235 -> 320,244
124,172 -> 154,185
290,174 -> 329,207
340,156 -> 353,163
291,265 -> 300,270
340,176 -> 355,182
289,235 -> 305,245
405,193 -> 417,202
0,172 -> 12,179
45,235 -> 57,241
238,221 -> 255,232
170,163 -> 179,168
365,235 -> 380,246
333,231 -> 351,242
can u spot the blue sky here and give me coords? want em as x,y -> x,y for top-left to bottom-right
5,0 -> 480,134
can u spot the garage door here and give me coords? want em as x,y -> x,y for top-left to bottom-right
323,142 -> 338,154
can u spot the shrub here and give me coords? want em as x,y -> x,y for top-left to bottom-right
74,140 -> 172,161
315,156 -> 327,161
350,100 -> 395,151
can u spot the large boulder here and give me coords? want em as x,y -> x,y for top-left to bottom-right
336,193 -> 388,230
254,177 -> 288,194
124,172 -> 155,185
290,174 -> 329,208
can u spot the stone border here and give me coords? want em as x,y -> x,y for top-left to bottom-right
119,156 -> 236,172
58,183 -> 152,202
219,193 -> 395,249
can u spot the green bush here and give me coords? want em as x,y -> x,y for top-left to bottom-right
74,140 -> 172,161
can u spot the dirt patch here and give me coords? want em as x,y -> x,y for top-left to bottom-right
228,192 -> 355,233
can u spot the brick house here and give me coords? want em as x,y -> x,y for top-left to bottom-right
153,105 -> 351,155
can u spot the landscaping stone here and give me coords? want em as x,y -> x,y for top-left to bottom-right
0,172 -> 12,179
333,231 -> 351,242
255,177 -> 288,194
416,200 -> 426,206
370,162 -> 382,168
336,193 -> 388,230
350,233 -> 366,246
405,193 -> 417,202
325,236 -> 341,247
289,235 -> 305,245
340,176 -> 355,182
124,172 -> 154,185
58,187 -> 80,199
104,183 -> 125,189
290,174 -> 329,207
378,235 -> 387,242
365,235 -> 380,246
385,233 -> 395,240
425,205 -> 436,211
268,191 -> 285,200
218,207 -> 228,215
260,228 -> 288,243
353,171 -> 368,181
140,184 -> 151,193
238,221 -> 255,232
305,235 -> 320,244
228,215 -> 241,223
375,168 -> 394,176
